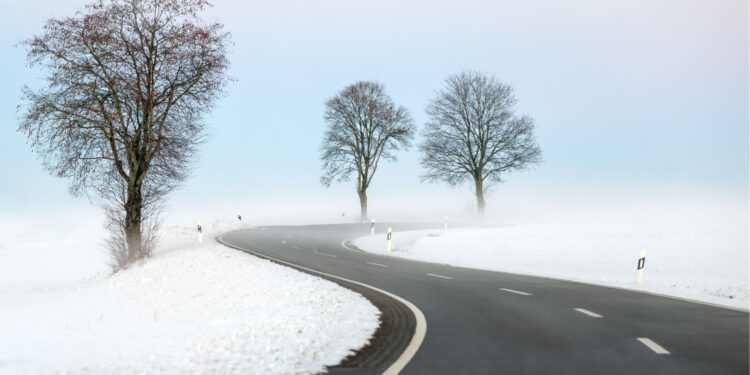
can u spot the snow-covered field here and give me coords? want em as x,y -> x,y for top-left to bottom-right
0,219 -> 379,374
352,221 -> 748,310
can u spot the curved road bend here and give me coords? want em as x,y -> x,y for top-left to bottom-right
219,224 -> 749,375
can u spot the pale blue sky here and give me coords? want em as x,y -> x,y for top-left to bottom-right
0,0 -> 747,225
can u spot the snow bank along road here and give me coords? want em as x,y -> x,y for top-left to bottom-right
0,226 -> 381,374
219,224 -> 749,375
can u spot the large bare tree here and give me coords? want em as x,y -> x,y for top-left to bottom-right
320,81 -> 415,221
19,0 -> 231,269
420,71 -> 541,216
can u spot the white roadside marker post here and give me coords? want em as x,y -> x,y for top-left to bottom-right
386,227 -> 393,254
636,249 -> 646,285
197,221 -> 203,244
444,216 -> 448,231
370,219 -> 375,236
237,212 -> 242,225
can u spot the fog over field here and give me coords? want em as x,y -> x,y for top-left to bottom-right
1,0 -> 746,229
0,0 -> 745,310
0,0 -> 746,373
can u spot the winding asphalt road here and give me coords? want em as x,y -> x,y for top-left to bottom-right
219,223 -> 749,375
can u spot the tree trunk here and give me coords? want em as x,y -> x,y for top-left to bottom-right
474,178 -> 485,217
124,183 -> 143,263
358,189 -> 368,223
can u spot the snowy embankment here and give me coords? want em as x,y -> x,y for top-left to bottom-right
0,221 -> 379,374
352,222 -> 748,310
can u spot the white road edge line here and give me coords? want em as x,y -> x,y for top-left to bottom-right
290,245 -> 302,250
340,239 -> 358,252
637,337 -> 671,355
366,261 -> 389,268
574,308 -> 603,318
500,288 -> 532,296
314,251 -> 337,258
426,273 -> 453,280
217,235 -> 427,375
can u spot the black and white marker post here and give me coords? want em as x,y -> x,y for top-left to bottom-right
237,212 -> 242,224
197,221 -> 203,244
386,227 -> 393,254
636,249 -> 646,285
370,219 -> 375,236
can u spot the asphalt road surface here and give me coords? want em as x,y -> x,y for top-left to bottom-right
218,223 -> 749,375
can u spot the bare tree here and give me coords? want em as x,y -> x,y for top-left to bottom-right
320,81 -> 415,221
420,71 -> 542,216
18,0 -> 231,270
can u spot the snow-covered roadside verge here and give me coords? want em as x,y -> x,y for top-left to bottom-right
352,223 -> 748,310
0,222 -> 379,374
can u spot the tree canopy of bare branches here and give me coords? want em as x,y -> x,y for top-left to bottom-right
420,71 -> 542,216
320,81 -> 415,221
18,0 -> 231,270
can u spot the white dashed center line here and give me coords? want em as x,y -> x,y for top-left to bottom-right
500,288 -> 532,296
574,308 -> 603,318
313,251 -> 337,258
426,273 -> 453,280
290,245 -> 302,250
637,337 -> 671,354
365,261 -> 388,268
